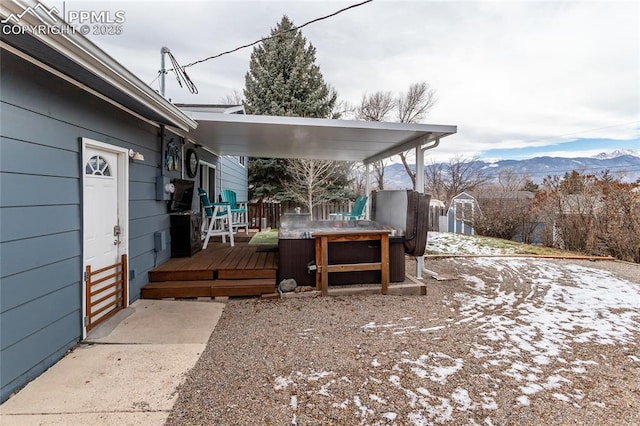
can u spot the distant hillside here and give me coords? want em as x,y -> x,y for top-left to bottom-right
383,151 -> 640,189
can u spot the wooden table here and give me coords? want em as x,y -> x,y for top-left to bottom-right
314,230 -> 391,296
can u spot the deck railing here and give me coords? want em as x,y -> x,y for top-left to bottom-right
247,200 -> 444,231
248,200 -> 356,229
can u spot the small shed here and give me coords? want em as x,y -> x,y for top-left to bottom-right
447,192 -> 479,235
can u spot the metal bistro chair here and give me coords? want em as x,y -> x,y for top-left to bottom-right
333,195 -> 368,220
220,189 -> 249,234
198,188 -> 234,248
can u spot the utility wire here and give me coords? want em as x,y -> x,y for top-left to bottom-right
167,51 -> 199,94
180,0 -> 373,70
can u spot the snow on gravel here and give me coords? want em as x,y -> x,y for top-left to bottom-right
426,231 -> 517,255
167,236 -> 640,426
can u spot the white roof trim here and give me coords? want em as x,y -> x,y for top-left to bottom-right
0,0 -> 196,131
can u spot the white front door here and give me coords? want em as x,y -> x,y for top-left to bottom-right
82,139 -> 129,336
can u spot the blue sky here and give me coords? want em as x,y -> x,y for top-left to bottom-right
46,0 -> 640,161
482,137 -> 640,161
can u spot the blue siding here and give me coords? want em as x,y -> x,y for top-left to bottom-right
0,50 -> 175,402
0,49 -> 247,402
1,313 -> 81,399
221,156 -> 248,201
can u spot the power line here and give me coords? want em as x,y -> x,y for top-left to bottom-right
167,51 -> 198,94
179,0 -> 373,70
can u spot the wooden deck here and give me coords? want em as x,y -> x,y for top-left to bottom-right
142,241 -> 278,299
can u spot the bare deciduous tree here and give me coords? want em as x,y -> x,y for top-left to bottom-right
356,91 -> 395,121
424,159 -> 446,200
281,159 -> 341,214
356,91 -> 395,190
424,156 -> 490,203
221,89 -> 244,105
354,82 -> 438,190
533,170 -> 640,262
396,82 -> 438,188
498,168 -> 531,191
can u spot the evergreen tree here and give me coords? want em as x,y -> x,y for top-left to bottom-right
243,16 -> 339,201
244,15 -> 337,117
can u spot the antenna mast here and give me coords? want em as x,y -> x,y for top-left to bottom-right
160,46 -> 170,97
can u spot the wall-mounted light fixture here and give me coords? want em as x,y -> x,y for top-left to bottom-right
129,149 -> 145,161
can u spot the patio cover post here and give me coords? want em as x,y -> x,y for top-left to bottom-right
365,162 -> 371,219
418,137 -> 440,279
415,142 -> 425,278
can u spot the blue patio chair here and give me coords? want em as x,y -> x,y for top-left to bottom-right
198,188 -> 234,248
333,195 -> 368,220
220,189 -> 249,234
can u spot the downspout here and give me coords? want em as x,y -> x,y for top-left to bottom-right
416,137 -> 440,279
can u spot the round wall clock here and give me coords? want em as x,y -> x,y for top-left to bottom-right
185,148 -> 199,178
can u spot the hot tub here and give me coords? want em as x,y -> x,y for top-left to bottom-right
278,218 -> 406,286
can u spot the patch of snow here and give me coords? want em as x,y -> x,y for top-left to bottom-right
552,393 -> 571,402
402,353 -> 465,383
461,274 -> 486,292
274,376 -> 293,391
452,388 -> 474,411
427,231 -> 517,255
453,257 -> 640,406
332,399 -> 350,409
516,395 -> 530,406
318,379 -> 335,396
289,395 -> 298,409
307,371 -> 334,381
369,394 -> 387,404
419,325 -> 446,332
371,359 -> 381,367
382,412 -> 397,421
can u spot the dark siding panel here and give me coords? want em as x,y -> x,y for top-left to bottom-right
1,59 -> 157,146
0,137 -> 79,177
1,284 -> 79,349
0,103 -> 80,152
130,181 -> 156,201
129,200 -> 168,220
0,258 -> 81,314
128,234 -> 155,259
129,215 -> 170,240
0,48 -> 199,402
1,205 -> 80,242
1,312 -> 80,401
128,250 -> 159,298
1,232 -> 81,278
0,174 -> 80,207
129,162 -> 159,183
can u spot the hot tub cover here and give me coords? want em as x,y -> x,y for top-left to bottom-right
371,190 -> 431,256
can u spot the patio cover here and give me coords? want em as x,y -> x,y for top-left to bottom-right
184,112 -> 456,164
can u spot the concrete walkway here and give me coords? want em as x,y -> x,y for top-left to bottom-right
0,299 -> 224,425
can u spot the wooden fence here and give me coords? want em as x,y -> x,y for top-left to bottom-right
248,200 -> 356,230
248,200 -> 445,231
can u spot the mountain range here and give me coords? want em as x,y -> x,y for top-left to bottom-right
383,150 -> 640,189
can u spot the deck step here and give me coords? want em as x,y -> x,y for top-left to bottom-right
141,279 -> 276,299
141,280 -> 214,299
218,268 -> 277,280
211,279 -> 276,297
148,270 -> 214,282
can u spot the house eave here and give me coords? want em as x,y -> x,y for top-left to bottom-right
0,1 -> 196,131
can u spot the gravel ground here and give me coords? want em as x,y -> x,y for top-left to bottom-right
167,257 -> 640,425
